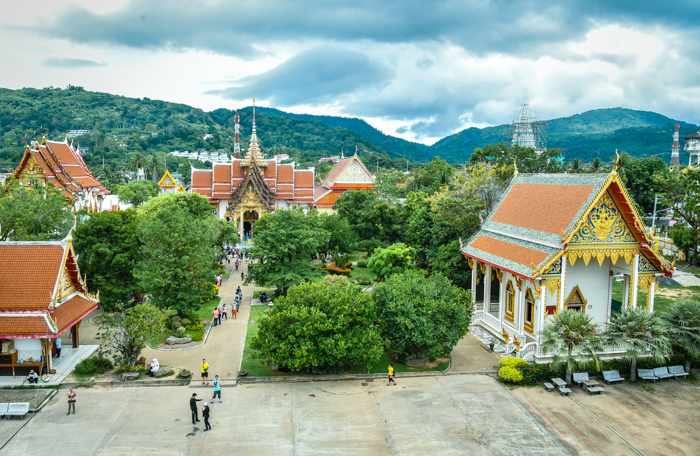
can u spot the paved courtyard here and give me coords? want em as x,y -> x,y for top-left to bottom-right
2,375 -> 569,456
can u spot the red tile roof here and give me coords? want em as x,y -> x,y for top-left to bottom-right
277,165 -> 294,183
470,235 -> 549,269
0,245 -> 64,310
53,295 -> 98,332
0,316 -> 50,335
232,161 -> 245,178
491,183 -> 594,235
213,164 -> 231,183
294,170 -> 314,188
191,170 -> 213,189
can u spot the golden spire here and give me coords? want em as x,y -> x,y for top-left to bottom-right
513,159 -> 518,176
24,134 -> 30,150
243,96 -> 266,167
612,149 -> 620,175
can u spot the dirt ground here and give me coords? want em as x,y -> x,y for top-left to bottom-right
511,379 -> 700,456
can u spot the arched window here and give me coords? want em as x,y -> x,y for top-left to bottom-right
505,282 -> 515,323
524,289 -> 535,333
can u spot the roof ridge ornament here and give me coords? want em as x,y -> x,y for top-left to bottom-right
612,149 -> 620,175
513,159 -> 518,176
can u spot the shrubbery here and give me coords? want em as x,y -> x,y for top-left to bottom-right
499,357 -> 528,369
74,355 -> 113,376
498,366 -> 523,383
356,260 -> 367,268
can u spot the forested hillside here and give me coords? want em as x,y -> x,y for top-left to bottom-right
431,108 -> 698,164
0,87 -> 409,175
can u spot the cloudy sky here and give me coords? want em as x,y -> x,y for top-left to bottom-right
1,0 -> 699,144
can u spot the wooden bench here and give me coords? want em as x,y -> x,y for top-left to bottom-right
6,403 -> 30,419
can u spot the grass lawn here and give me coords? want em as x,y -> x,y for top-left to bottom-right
611,280 -> 700,314
350,266 -> 377,282
346,252 -> 367,263
223,272 -> 231,279
240,305 -> 449,377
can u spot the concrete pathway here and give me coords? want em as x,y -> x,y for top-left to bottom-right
449,332 -> 503,374
1,376 -> 570,456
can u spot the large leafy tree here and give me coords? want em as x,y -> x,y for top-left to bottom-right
620,154 -> 670,214
319,213 -> 356,258
0,180 -> 73,241
334,189 -> 402,252
431,240 -> 471,289
251,278 -> 383,374
401,192 -> 434,262
367,243 -> 415,280
373,270 -> 473,360
470,143 -> 563,175
74,209 -> 143,311
138,192 -> 213,219
605,308 -> 671,382
540,310 -> 603,385
114,180 -> 160,207
660,167 -> 700,265
246,209 -> 328,294
661,301 -> 700,372
408,156 -> 455,194
135,204 -> 216,315
98,302 -> 166,370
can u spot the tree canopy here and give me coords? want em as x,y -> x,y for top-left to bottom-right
0,180 -> 73,241
114,180 -> 160,207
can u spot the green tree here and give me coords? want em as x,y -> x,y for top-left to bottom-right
367,243 -> 415,279
73,209 -> 143,311
661,301 -> 700,372
409,156 -> 455,194
431,240 -> 472,289
0,180 -> 73,241
622,155 -> 670,213
114,180 -> 160,207
668,225 -> 694,261
319,213 -> 356,258
251,277 -> 383,374
138,192 -> 213,220
568,158 -> 584,173
401,192 -> 434,262
334,189 -> 402,252
246,209 -> 328,294
135,204 -> 216,315
605,308 -> 671,382
129,151 -> 148,177
540,310 -> 603,385
470,143 -> 562,174
589,157 -> 606,173
661,167 -> 700,265
373,270 -> 473,360
98,302 -> 166,370
376,168 -> 407,199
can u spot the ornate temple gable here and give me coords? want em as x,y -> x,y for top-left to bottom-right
564,285 -> 587,312
334,158 -> 374,186
569,191 -> 637,246
16,154 -> 46,183
638,252 -> 660,273
227,162 -> 275,212
541,257 -> 562,276
158,170 -> 177,189
53,244 -> 88,307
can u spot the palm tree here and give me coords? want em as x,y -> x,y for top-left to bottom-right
605,308 -> 671,382
568,158 -> 584,173
589,157 -> 605,173
129,152 -> 148,180
661,301 -> 700,372
540,310 -> 604,384
146,152 -> 164,182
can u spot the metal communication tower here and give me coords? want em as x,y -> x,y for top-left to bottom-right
502,104 -> 547,155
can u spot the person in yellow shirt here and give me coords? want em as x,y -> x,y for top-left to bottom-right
201,359 -> 209,385
387,364 -> 396,386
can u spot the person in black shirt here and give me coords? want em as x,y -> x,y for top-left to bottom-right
190,393 -> 202,424
203,402 -> 212,431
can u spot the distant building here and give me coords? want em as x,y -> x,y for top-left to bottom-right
319,156 -> 341,164
683,129 -> 700,166
66,130 -> 91,138
273,154 -> 290,163
671,124 -> 680,167
502,104 -> 547,155
77,147 -> 89,155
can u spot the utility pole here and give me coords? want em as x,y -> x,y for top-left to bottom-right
651,195 -> 659,232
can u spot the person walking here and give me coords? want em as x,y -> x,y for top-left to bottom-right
241,271 -> 245,282
235,259 -> 239,271
387,364 -> 396,386
232,300 -> 238,319
55,337 -> 62,358
190,393 -> 201,424
221,303 -> 228,321
212,308 -> 219,327
212,375 -> 222,403
201,359 -> 210,385
67,387 -> 76,415
217,306 -> 222,326
203,403 -> 212,431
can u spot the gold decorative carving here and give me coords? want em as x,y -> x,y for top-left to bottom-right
639,276 -> 655,293
496,269 -> 503,282
567,248 -> 638,269
513,335 -> 521,352
514,277 -> 522,291
532,283 -> 541,301
545,279 -> 560,300
467,258 -> 474,269
337,161 -> 372,183
502,328 -> 509,344
479,263 -> 486,275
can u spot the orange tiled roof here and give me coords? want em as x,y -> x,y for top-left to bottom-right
213,163 -> 231,183
0,245 -> 65,310
54,295 -> 99,332
322,157 -> 353,187
0,316 -> 51,335
294,170 -> 314,188
277,165 -> 294,183
491,183 -> 594,235
192,170 -> 213,188
470,235 -> 550,269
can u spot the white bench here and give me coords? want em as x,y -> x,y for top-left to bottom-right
602,370 -> 624,384
586,386 -> 605,395
638,369 -> 658,383
668,365 -> 689,379
0,403 -> 8,418
653,367 -> 674,381
559,387 -> 572,396
543,382 -> 555,392
6,403 -> 30,419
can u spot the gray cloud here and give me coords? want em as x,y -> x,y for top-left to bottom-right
46,1 -> 700,59
206,47 -> 393,106
42,57 -> 105,68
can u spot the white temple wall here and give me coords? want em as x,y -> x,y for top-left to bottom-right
13,339 -> 42,361
565,258 -> 611,325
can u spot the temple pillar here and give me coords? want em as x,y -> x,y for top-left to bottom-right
649,280 -> 656,312
559,256 -> 567,311
631,254 -> 639,309
484,265 -> 491,313
239,210 -> 244,242
471,260 -> 477,296
622,275 -> 630,308
537,281 -> 546,344
71,325 -> 79,348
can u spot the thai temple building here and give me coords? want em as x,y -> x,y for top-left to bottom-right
0,232 -> 99,378
461,164 -> 673,362
190,103 -> 375,239
12,135 -> 110,212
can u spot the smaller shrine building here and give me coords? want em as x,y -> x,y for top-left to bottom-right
461,168 -> 673,362
0,234 -> 99,377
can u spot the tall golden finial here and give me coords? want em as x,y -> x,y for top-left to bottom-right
24,134 -> 30,150
40,126 -> 46,144
612,149 -> 620,175
33,130 -> 38,146
513,159 -> 518,176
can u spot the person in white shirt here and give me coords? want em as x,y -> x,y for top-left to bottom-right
54,337 -> 62,358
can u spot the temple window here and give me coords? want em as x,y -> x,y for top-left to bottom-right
505,282 -> 515,323
524,289 -> 534,333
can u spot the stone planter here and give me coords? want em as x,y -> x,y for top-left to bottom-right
180,371 -> 192,378
238,370 -> 247,377
166,336 -> 192,345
